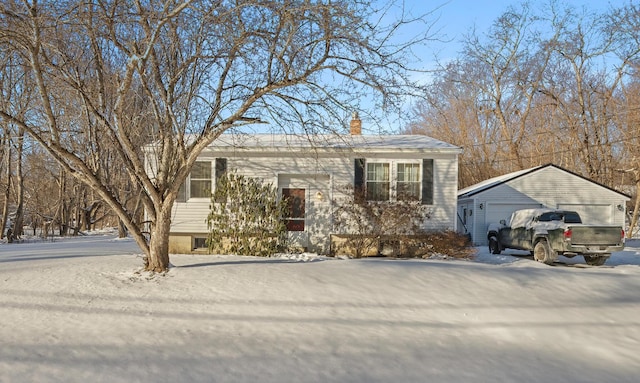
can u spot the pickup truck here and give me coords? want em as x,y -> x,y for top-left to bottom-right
487,208 -> 625,266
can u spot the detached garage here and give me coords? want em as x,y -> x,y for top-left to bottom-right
457,164 -> 630,246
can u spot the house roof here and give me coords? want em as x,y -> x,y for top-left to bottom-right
458,163 -> 631,199
207,133 -> 462,153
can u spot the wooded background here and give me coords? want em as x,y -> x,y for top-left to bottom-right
1,1 -> 639,242
408,1 -> 640,235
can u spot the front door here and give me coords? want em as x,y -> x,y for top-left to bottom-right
283,188 -> 306,231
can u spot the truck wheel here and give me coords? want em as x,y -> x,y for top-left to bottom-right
584,255 -> 608,266
533,240 -> 554,265
488,236 -> 501,254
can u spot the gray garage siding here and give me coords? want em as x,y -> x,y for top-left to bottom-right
459,164 -> 630,246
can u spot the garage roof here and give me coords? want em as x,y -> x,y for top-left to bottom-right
458,163 -> 631,199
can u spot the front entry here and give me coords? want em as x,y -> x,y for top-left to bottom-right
278,174 -> 331,254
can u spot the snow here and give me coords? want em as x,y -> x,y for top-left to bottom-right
508,208 -> 552,228
2,233 -> 640,383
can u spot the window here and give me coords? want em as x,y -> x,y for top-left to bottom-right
564,211 -> 582,224
358,160 -> 430,203
283,188 -> 305,231
538,212 -> 558,222
193,237 -> 207,249
366,163 -> 390,201
397,163 -> 420,201
176,159 -> 224,201
177,182 -> 186,202
190,161 -> 212,198
538,211 -> 582,224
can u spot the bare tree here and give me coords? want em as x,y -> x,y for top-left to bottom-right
0,1 -> 430,271
409,61 -> 503,187
0,128 -> 10,239
411,0 -> 639,199
615,79 -> 640,237
410,2 -> 558,187
460,2 -> 555,171
537,4 -> 632,183
608,1 -> 640,237
0,41 -> 33,240
10,127 -> 25,239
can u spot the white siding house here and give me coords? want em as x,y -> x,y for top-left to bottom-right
159,131 -> 462,254
457,164 -> 631,246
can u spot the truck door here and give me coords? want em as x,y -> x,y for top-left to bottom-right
505,212 -> 527,250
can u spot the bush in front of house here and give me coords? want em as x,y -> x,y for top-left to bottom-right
331,184 -> 430,258
414,230 -> 476,260
331,184 -> 475,259
206,171 -> 288,256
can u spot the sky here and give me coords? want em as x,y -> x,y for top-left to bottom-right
398,0 -> 628,70
405,0 -> 620,66
356,0 -> 625,133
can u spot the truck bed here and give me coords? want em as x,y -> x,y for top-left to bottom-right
568,226 -> 623,246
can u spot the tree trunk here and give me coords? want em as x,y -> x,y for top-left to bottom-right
628,176 -> 640,239
56,169 -> 69,236
1,137 -> 11,240
146,205 -> 172,272
12,128 -> 25,238
83,206 -> 92,232
118,219 -> 128,238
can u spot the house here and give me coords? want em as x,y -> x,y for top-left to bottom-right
165,117 -> 462,254
457,163 -> 631,246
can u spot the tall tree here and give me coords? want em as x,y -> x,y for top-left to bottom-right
410,60 -> 503,187
410,1 -> 557,186
10,126 -> 25,239
460,2 -> 551,171
0,128 -> 10,239
0,1 -> 428,271
615,79 -> 640,237
0,40 -> 32,240
609,1 -> 640,237
411,0 -> 639,196
538,3 -> 630,183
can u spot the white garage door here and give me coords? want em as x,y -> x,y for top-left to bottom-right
485,202 -> 543,226
557,204 -> 612,225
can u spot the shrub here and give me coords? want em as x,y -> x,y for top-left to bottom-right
416,230 -> 476,260
332,184 -> 430,258
206,171 -> 288,256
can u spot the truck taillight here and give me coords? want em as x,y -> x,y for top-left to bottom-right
622,229 -> 625,242
564,228 -> 572,240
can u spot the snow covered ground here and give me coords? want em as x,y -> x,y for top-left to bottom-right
1,233 -> 639,383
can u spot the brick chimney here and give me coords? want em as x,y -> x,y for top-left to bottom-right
350,111 -> 362,135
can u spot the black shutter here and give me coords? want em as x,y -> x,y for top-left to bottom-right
214,158 -> 227,202
215,158 -> 227,180
422,159 -> 433,205
354,158 -> 365,201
